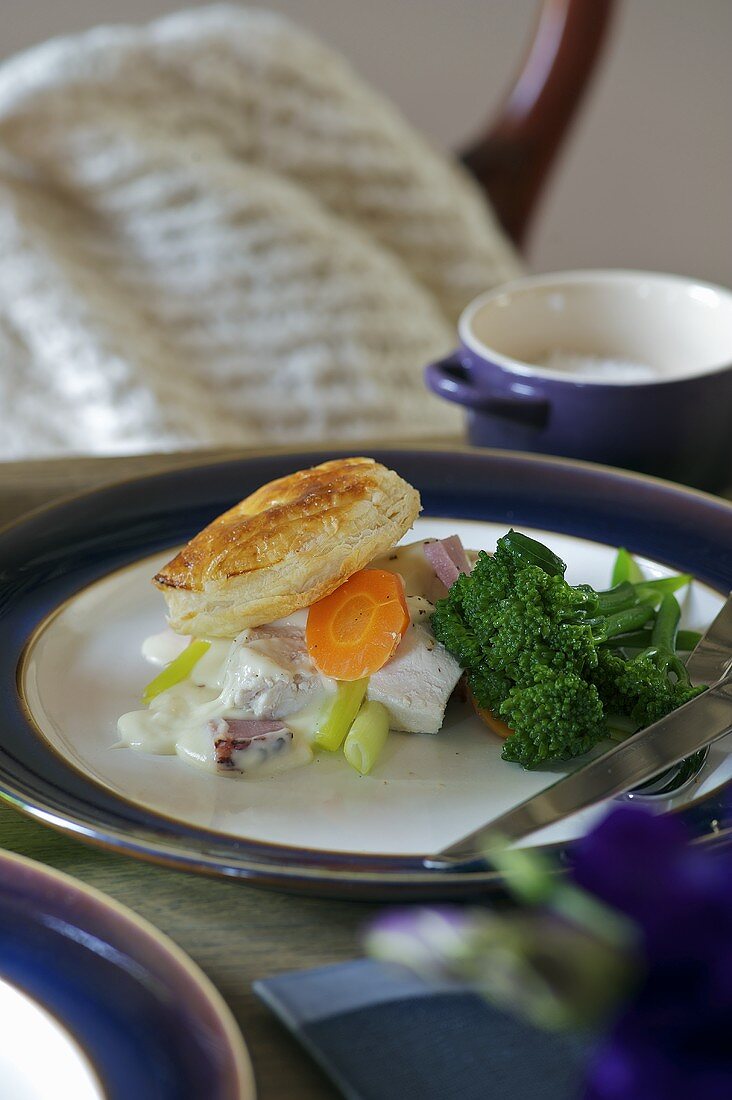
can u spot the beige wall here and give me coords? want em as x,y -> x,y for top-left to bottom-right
2,1 -> 730,287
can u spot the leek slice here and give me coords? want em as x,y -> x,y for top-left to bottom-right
343,701 -> 390,775
142,639 -> 211,704
313,679 -> 368,751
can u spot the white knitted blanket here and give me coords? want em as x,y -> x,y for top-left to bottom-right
0,5 -> 520,458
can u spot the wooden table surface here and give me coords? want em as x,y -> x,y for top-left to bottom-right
0,448 -> 392,1100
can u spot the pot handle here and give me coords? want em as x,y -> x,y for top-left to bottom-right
425,353 -> 549,428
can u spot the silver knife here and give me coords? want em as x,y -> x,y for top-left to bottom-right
425,593 -> 732,869
686,591 -> 732,685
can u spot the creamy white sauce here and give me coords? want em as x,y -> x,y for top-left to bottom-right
118,668 -> 322,775
175,721 -> 314,775
269,609 -> 309,631
191,639 -> 234,689
141,629 -> 190,667
118,680 -> 221,755
221,644 -> 286,696
118,631 -> 329,776
282,690 -> 335,738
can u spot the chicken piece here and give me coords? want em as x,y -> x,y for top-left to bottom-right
367,622 -> 462,734
220,624 -> 324,718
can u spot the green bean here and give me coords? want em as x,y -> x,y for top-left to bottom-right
635,574 -> 692,596
611,547 -> 644,586
601,629 -> 702,653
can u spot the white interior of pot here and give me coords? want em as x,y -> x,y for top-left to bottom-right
462,271 -> 732,385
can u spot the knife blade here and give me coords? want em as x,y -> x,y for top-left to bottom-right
686,592 -> 732,685
425,593 -> 732,870
633,591 -> 732,794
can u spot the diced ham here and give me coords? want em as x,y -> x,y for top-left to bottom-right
423,535 -> 470,590
210,717 -> 292,769
440,535 -> 471,575
218,718 -> 287,739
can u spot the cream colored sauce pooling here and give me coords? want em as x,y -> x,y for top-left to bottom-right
117,669 -> 320,775
118,630 -> 327,775
141,629 -> 190,667
372,540 -> 448,604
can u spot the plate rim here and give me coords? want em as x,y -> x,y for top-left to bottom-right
2,444 -> 732,897
0,846 -> 256,1099
2,441 -> 732,546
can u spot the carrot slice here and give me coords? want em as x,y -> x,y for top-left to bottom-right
467,688 -> 514,739
306,569 -> 410,680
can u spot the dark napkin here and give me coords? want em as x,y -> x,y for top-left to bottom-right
254,958 -> 589,1099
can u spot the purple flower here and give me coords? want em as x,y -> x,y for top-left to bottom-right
571,805 -> 732,1100
365,907 -> 481,984
366,804 -> 732,1099
367,900 -> 635,1031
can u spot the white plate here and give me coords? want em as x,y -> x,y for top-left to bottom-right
0,978 -> 103,1100
20,518 -> 726,856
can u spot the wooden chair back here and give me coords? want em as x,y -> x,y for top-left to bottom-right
460,0 -> 616,249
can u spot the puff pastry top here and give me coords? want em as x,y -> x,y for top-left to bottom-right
154,457 -> 421,637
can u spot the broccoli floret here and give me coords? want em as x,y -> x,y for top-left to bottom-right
485,577 -> 553,673
499,666 -> 606,768
467,664 -> 514,714
459,548 -> 515,642
430,574 -> 482,669
593,597 -> 706,728
597,650 -> 705,727
431,530 -> 702,770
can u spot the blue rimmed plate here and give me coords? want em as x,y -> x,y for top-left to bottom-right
1,447 -> 732,899
0,848 -> 255,1099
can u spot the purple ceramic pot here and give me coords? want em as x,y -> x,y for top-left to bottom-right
426,271 -> 732,490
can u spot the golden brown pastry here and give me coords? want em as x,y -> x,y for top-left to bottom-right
154,457 -> 421,637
